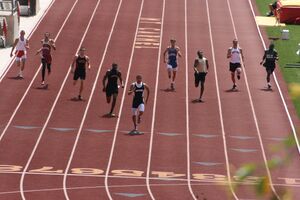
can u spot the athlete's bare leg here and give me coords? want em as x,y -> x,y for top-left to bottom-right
231,72 -> 236,84
200,82 -> 204,101
79,80 -> 84,96
172,71 -> 177,82
110,93 -> 117,115
106,96 -> 111,104
137,111 -> 144,124
132,115 -> 137,130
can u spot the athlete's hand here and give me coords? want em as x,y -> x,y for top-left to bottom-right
10,53 -> 13,57
260,61 -> 263,65
102,87 -> 106,92
71,68 -> 75,74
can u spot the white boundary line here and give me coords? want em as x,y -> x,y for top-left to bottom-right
0,0 -> 56,82
0,0 -> 79,143
247,0 -> 300,154
225,0 -> 280,199
205,0 -> 239,199
19,0 -> 102,199
145,0 -> 165,199
62,0 -> 124,199
104,0 -> 145,199
184,0 -> 197,199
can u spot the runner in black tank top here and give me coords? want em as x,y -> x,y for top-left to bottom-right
260,43 -> 278,89
102,63 -> 123,117
71,47 -> 90,100
128,75 -> 150,132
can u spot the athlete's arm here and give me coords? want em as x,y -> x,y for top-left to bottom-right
206,59 -> 209,72
86,56 -> 91,70
177,47 -> 182,57
10,38 -> 18,57
128,84 -> 135,95
50,39 -> 56,50
226,48 -> 231,58
25,39 -> 29,50
193,59 -> 199,73
163,48 -> 168,63
260,51 -> 266,65
118,72 -> 124,88
144,84 -> 150,104
71,56 -> 77,73
102,71 -> 108,92
240,48 -> 244,61
36,48 -> 42,55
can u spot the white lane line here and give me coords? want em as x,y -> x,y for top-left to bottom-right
104,0 -> 145,199
62,0 -> 124,199
145,0 -> 165,199
0,0 -> 79,143
0,0 -> 56,82
247,0 -> 300,154
19,0 -> 101,199
184,0 -> 197,199
225,0 -> 280,199
205,0 -> 239,199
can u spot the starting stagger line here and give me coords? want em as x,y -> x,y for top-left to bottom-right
204,0 -> 239,199
0,0 -> 56,82
225,0 -> 280,199
62,0 -> 124,199
247,0 -> 300,155
18,0 -> 100,199
104,0 -> 146,199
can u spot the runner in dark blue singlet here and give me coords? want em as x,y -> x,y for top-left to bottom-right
163,39 -> 182,90
128,75 -> 150,131
102,63 -> 123,117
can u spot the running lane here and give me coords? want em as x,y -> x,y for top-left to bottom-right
147,0 -> 194,199
229,0 -> 300,198
0,0 -> 100,199
20,0 -> 123,199
63,0 -> 145,199
207,0 -> 279,198
186,0 -> 233,199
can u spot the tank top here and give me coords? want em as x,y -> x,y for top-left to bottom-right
168,47 -> 178,63
16,37 -> 27,51
195,57 -> 208,73
76,56 -> 87,70
230,47 -> 241,63
107,69 -> 120,87
134,82 -> 144,102
41,39 -> 51,57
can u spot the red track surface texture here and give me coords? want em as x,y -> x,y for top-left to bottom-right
0,0 -> 299,199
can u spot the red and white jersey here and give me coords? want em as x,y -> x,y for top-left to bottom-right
16,37 -> 27,52
41,39 -> 52,57
229,47 -> 241,63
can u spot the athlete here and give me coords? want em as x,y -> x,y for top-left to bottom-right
10,30 -> 29,78
260,43 -> 278,89
102,63 -> 124,117
71,47 -> 90,100
194,51 -> 209,102
128,75 -> 150,131
163,39 -> 182,90
227,39 -> 244,90
36,32 -> 56,85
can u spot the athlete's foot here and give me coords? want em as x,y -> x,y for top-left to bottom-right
170,83 -> 175,90
267,83 -> 272,89
109,113 -> 116,117
232,84 -> 237,90
41,81 -> 45,85
237,75 -> 240,80
78,95 -> 83,101
198,98 -> 203,102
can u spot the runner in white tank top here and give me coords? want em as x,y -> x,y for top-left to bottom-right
10,30 -> 29,78
194,51 -> 209,102
227,39 -> 244,90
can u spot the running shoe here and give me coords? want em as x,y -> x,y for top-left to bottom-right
78,95 -> 83,101
232,84 -> 237,90
237,75 -> 240,80
268,83 -> 272,89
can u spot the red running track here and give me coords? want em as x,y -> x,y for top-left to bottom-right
0,0 -> 299,199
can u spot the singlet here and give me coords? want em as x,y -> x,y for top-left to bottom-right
168,47 -> 178,64
195,57 -> 208,73
107,69 -> 120,88
41,39 -> 52,57
133,82 -> 145,103
16,37 -> 27,51
229,47 -> 241,63
76,56 -> 87,70
264,49 -> 278,65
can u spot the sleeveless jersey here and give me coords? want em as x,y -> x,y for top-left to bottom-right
229,47 -> 241,63
41,39 -> 52,63
264,49 -> 278,66
168,47 -> 178,64
76,56 -> 87,70
107,69 -> 120,88
16,37 -> 27,51
195,57 -> 208,73
133,82 -> 145,103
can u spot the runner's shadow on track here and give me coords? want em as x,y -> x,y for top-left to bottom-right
224,89 -> 240,93
160,88 -> 176,92
191,99 -> 204,103
70,97 -> 86,102
260,88 -> 274,92
7,76 -> 24,80
101,113 -> 118,118
34,84 -> 49,90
